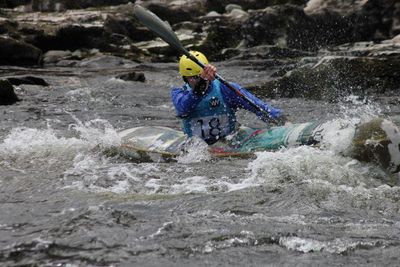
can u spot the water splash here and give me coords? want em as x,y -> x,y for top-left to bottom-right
339,94 -> 383,123
245,146 -> 383,189
68,115 -> 121,148
279,236 -> 382,254
0,127 -> 85,160
177,137 -> 211,163
0,116 -> 120,165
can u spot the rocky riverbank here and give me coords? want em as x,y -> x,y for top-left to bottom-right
0,0 -> 400,104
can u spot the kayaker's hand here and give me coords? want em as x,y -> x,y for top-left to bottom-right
199,64 -> 216,81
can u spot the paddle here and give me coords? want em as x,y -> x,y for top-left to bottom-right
133,4 -> 282,123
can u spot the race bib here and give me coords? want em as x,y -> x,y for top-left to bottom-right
190,114 -> 231,140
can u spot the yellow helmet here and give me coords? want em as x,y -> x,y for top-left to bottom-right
179,51 -> 208,77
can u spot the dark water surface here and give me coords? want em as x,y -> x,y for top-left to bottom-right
1,61 -> 400,266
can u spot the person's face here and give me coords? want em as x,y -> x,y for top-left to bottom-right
186,75 -> 200,89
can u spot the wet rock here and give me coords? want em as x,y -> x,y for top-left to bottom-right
242,5 -> 315,50
230,45 -> 316,60
3,0 -> 400,65
0,0 -> 30,8
104,15 -> 154,42
0,19 -> 18,35
250,53 -> 400,101
145,1 -> 205,25
7,76 -> 49,86
77,55 -> 137,69
194,18 -> 243,60
116,72 -> 145,82
226,8 -> 249,23
205,0 -> 307,13
13,0 -> 135,11
43,49 -> 103,65
55,25 -> 107,51
225,4 -> 243,13
241,4 -> 363,51
241,1 -> 400,51
323,41 -> 400,58
43,50 -> 72,64
0,80 -> 20,105
305,0 -> 400,41
30,24 -> 130,55
304,0 -> 367,15
0,37 -> 42,66
9,7 -> 148,61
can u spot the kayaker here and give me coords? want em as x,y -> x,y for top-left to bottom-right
171,51 -> 286,145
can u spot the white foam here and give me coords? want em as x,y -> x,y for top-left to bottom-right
0,117 -> 120,161
177,137 -> 211,163
0,127 -> 86,159
241,146 -> 380,190
170,176 -> 210,194
316,118 -> 356,153
340,94 -> 383,123
279,236 -> 379,254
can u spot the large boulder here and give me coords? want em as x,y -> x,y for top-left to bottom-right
0,37 -> 42,66
305,0 -> 400,41
241,4 -> 372,51
242,5 -> 316,50
241,1 -> 400,51
248,46 -> 400,101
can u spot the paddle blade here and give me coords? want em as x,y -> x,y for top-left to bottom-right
133,5 -> 188,56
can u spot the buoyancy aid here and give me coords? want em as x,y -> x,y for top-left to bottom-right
182,80 -> 237,144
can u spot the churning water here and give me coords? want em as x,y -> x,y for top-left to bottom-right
1,65 -> 400,266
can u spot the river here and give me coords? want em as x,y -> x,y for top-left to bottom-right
1,59 -> 400,266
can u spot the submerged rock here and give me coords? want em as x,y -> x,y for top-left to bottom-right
116,72 -> 146,82
0,80 -> 20,105
7,76 -> 49,86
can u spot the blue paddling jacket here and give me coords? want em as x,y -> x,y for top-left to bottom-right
171,80 -> 281,144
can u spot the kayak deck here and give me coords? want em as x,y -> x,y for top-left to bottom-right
111,117 -> 400,177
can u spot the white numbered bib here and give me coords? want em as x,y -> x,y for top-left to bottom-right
190,114 -> 231,140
